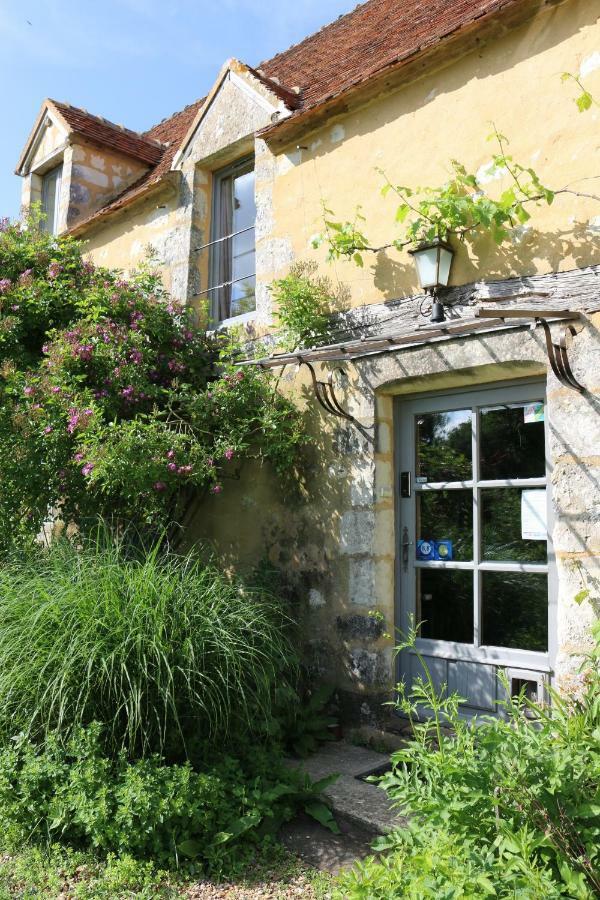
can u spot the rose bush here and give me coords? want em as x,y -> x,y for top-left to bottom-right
0,215 -> 306,549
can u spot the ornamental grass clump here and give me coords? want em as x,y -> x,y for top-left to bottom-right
0,536 -> 295,759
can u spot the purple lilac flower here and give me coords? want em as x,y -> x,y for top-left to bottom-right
166,450 -> 175,460
177,465 -> 192,475
81,462 -> 94,476
210,484 -> 223,494
47,263 -> 63,280
44,425 -> 53,434
23,386 -> 34,396
51,386 -> 61,394
129,350 -> 143,365
153,481 -> 166,492
224,448 -> 234,461
167,462 -> 177,472
19,269 -> 34,286
74,453 -> 84,462
0,278 -> 12,294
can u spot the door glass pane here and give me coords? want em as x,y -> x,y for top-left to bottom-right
481,488 -> 547,562
480,403 -> 545,480
230,169 -> 255,316
416,410 -> 472,483
481,571 -> 547,651
418,569 -> 473,643
417,490 -> 473,561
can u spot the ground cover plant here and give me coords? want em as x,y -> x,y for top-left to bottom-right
0,212 -> 305,551
335,626 -> 600,898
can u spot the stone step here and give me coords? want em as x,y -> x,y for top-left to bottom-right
286,740 -> 406,836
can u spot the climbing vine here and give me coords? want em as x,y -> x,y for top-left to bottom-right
312,78 -> 599,267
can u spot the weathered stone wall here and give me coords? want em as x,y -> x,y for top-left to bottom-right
66,141 -> 149,228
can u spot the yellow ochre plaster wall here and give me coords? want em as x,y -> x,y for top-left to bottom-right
267,0 -> 600,309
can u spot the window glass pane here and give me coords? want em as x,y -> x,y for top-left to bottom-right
211,162 -> 255,320
481,571 -> 547,651
41,165 -> 62,235
416,410 -> 472,483
417,489 -> 473,561
418,569 -> 473,643
481,488 -> 547,562
480,403 -> 545,480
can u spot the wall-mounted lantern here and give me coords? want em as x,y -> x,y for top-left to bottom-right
408,237 -> 455,323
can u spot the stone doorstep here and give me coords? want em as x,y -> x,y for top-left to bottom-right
286,740 -> 406,836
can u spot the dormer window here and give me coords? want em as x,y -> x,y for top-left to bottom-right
210,157 -> 256,322
41,164 -> 63,234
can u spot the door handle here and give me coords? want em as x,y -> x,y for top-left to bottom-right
402,526 -> 413,573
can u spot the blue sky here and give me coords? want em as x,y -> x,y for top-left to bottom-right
1,0 -> 353,218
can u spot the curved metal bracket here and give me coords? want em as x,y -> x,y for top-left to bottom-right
537,320 -> 585,393
301,361 -> 356,421
300,362 -> 374,439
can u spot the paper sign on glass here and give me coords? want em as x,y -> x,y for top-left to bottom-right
521,489 -> 547,540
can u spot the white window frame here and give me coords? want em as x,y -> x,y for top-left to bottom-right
40,164 -> 63,235
208,156 -> 256,325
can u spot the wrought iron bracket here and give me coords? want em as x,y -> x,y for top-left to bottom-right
536,319 -> 585,393
300,361 -> 373,438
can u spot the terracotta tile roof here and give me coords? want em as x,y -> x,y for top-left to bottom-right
68,98 -> 205,234
50,100 -> 165,166
69,0 -> 525,232
259,0 -> 523,117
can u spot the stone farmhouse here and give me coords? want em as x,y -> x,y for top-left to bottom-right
16,0 -> 600,724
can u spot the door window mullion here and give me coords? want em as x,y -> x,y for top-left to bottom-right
472,406 -> 481,648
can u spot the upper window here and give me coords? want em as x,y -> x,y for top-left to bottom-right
41,165 -> 63,235
210,158 -> 256,322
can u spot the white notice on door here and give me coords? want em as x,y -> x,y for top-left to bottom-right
521,489 -> 547,540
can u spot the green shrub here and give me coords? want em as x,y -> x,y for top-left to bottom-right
270,261 -> 342,351
0,536 -> 295,758
0,724 -> 336,875
0,214 -> 306,551
335,628 -> 600,898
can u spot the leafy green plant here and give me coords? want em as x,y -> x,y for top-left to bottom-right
0,214 -> 306,551
271,683 -> 338,758
0,534 -> 297,759
0,724 -> 338,875
335,626 -> 600,898
270,260 -> 341,350
562,71 -> 599,113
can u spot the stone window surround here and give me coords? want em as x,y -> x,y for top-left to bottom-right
25,142 -> 73,235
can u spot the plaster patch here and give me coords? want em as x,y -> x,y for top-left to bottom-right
90,155 -> 105,170
424,88 -> 437,102
308,588 -> 326,609
278,150 -> 301,174
349,557 -> 375,605
310,138 -> 323,152
72,165 -> 109,188
586,216 -> 600,233
340,510 -> 374,555
330,124 -> 345,143
580,52 -> 600,79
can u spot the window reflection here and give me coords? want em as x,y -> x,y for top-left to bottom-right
416,410 -> 472,482
417,490 -> 473,561
418,569 -> 473,643
481,489 -> 547,562
481,571 -> 547,651
480,403 -> 545,480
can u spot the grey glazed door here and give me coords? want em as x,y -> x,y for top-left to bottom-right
396,381 -> 555,715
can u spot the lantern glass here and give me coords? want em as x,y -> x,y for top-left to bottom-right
410,239 -> 454,291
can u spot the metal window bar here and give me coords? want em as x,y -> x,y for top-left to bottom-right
192,225 -> 254,253
193,272 -> 256,299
